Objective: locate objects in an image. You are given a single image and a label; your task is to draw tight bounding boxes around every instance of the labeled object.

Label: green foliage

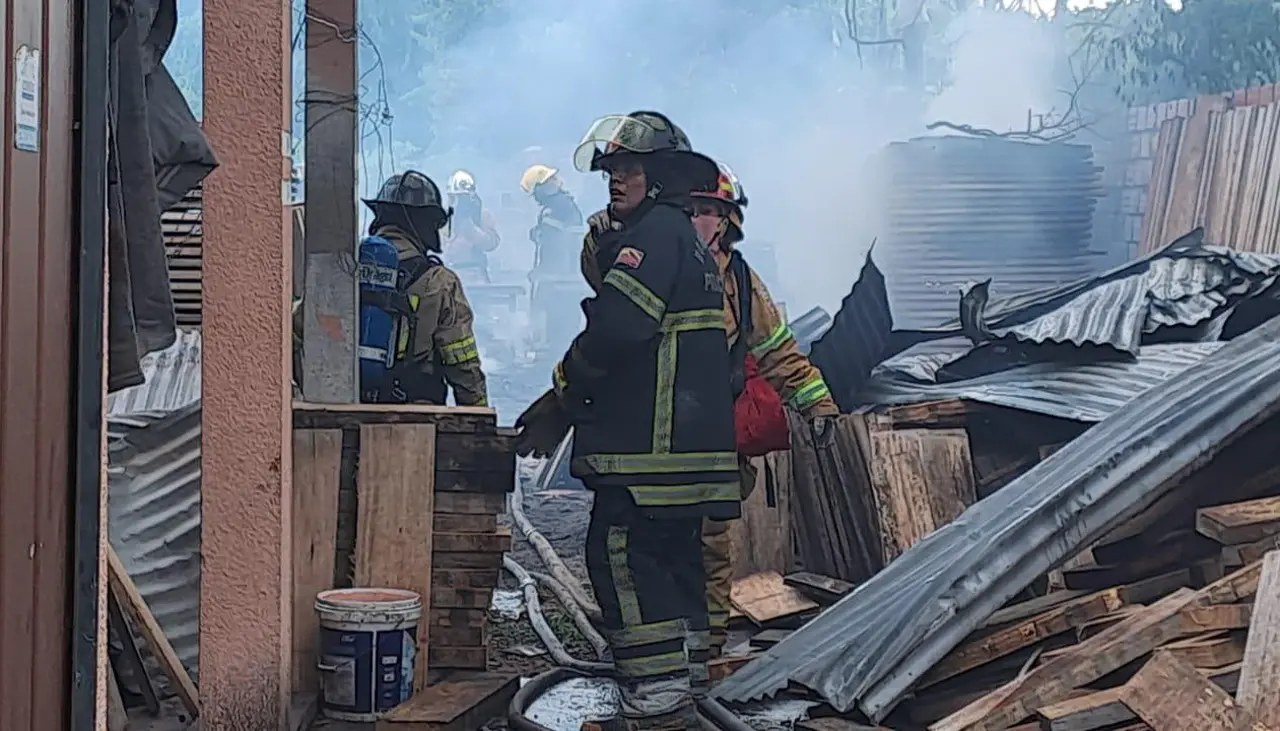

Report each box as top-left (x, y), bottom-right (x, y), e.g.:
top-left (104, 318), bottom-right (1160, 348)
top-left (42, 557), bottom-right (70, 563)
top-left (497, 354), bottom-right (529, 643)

top-left (1099, 0), bottom-right (1280, 104)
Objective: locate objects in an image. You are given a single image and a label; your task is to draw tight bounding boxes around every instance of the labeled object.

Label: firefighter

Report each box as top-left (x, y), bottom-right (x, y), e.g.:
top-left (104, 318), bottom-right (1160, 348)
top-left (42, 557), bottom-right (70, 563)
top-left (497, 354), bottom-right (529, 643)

top-left (516, 111), bottom-right (738, 731)
top-left (522, 163), bottom-right (585, 275)
top-left (522, 163), bottom-right (588, 353)
top-left (360, 171), bottom-right (488, 406)
top-left (688, 161), bottom-right (837, 658)
top-left (443, 169), bottom-right (501, 283)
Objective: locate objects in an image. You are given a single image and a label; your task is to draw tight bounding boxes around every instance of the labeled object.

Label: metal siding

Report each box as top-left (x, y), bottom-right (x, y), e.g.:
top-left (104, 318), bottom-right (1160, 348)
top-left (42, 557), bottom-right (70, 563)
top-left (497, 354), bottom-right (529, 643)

top-left (0, 0), bottom-right (77, 728)
top-left (108, 406), bottom-right (202, 687)
top-left (106, 327), bottom-right (203, 417)
top-left (874, 137), bottom-right (1104, 329)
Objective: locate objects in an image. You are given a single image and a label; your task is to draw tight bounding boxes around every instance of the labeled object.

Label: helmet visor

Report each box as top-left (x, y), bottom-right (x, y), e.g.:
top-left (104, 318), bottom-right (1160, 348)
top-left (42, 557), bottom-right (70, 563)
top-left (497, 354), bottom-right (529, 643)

top-left (573, 114), bottom-right (668, 173)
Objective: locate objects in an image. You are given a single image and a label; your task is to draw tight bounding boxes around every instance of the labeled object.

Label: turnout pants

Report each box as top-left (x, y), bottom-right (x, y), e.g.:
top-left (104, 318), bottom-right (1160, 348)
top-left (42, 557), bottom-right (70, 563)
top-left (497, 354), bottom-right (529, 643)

top-left (586, 485), bottom-right (708, 726)
top-left (701, 518), bottom-right (733, 658)
top-left (702, 456), bottom-right (756, 658)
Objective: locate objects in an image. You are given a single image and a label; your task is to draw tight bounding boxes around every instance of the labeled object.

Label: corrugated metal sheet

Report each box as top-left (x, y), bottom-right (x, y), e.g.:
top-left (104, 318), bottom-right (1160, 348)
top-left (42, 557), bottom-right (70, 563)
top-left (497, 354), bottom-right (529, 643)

top-left (874, 137), bottom-right (1104, 329)
top-left (163, 186), bottom-right (203, 326)
top-left (811, 234), bottom-right (1280, 410)
top-left (0, 1), bottom-right (79, 726)
top-left (107, 328), bottom-right (203, 417)
top-left (714, 313), bottom-right (1280, 719)
top-left (108, 404), bottom-right (202, 686)
top-left (861, 342), bottom-right (1224, 422)
top-left (950, 233), bottom-right (1280, 354)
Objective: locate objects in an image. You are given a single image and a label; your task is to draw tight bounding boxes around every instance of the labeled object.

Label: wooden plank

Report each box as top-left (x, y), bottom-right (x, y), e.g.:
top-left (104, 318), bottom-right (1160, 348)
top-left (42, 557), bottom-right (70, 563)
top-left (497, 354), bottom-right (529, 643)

top-left (433, 530), bottom-right (512, 554)
top-left (378, 672), bottom-right (519, 730)
top-left (433, 468), bottom-right (515, 494)
top-left (881, 398), bottom-right (969, 429)
top-left (106, 545), bottom-right (201, 718)
top-left (784, 571), bottom-right (855, 605)
top-left (430, 587), bottom-right (494, 610)
top-left (1118, 568), bottom-right (1193, 605)
top-left (919, 589), bottom-right (1125, 688)
top-left (1162, 631), bottom-right (1247, 668)
top-left (930, 588), bottom-right (1200, 731)
top-left (1036, 663), bottom-right (1244, 731)
top-left (355, 423), bottom-right (438, 692)
top-left (434, 434), bottom-right (519, 474)
top-left (932, 562), bottom-right (1265, 731)
top-left (708, 654), bottom-right (757, 682)
top-left (1120, 651), bottom-right (1258, 731)
top-left (1182, 604), bottom-right (1254, 633)
top-left (434, 492), bottom-right (507, 515)
top-left (433, 513), bottom-right (499, 534)
top-left (1198, 496), bottom-right (1280, 546)
top-left (432, 568), bottom-right (501, 589)
top-left (433, 552), bottom-right (507, 570)
top-left (294, 400), bottom-right (497, 432)
top-left (866, 428), bottom-right (977, 563)
top-left (982, 591), bottom-right (1087, 629)
top-left (729, 571), bottom-right (819, 625)
top-left (428, 647), bottom-right (488, 670)
top-left (728, 453), bottom-right (794, 580)
top-left (290, 428), bottom-right (343, 696)
top-left (1238, 550), bottom-right (1280, 724)
top-left (749, 628), bottom-right (792, 648)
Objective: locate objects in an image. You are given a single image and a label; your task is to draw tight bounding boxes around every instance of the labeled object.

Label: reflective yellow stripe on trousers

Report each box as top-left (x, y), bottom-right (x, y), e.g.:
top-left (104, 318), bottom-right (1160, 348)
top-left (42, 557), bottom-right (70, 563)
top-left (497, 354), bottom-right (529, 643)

top-left (605, 526), bottom-right (689, 679)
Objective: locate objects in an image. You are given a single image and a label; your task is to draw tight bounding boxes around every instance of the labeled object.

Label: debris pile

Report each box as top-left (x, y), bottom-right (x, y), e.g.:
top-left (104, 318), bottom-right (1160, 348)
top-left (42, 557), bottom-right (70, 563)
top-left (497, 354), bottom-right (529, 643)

top-left (708, 230), bottom-right (1280, 731)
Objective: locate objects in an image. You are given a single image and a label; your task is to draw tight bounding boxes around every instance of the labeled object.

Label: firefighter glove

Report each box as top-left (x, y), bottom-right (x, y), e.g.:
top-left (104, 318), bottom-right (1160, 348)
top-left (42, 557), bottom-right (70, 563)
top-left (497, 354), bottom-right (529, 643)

top-left (810, 415), bottom-right (836, 450)
top-left (515, 389), bottom-right (571, 458)
top-left (587, 209), bottom-right (617, 236)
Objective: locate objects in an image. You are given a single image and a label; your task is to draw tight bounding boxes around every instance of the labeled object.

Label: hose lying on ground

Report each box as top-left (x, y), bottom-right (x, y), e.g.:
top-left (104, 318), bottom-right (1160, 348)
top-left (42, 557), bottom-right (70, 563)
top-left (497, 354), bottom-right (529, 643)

top-left (530, 568), bottom-right (610, 661)
top-left (507, 668), bottom-right (753, 731)
top-left (510, 468), bottom-right (603, 620)
top-left (503, 555), bottom-right (612, 674)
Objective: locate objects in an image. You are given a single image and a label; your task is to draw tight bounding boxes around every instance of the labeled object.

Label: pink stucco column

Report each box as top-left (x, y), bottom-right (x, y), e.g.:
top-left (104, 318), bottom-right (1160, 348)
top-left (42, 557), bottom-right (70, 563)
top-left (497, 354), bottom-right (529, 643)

top-left (200, 0), bottom-right (294, 728)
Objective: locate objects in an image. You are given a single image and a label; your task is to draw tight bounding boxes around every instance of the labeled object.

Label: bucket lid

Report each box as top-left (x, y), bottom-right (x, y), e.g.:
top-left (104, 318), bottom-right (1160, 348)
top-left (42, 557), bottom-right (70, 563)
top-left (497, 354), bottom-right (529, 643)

top-left (315, 587), bottom-right (422, 614)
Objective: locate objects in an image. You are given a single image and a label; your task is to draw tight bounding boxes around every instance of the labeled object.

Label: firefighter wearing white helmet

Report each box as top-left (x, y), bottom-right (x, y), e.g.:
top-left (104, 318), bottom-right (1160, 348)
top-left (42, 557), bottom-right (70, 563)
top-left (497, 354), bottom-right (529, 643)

top-left (443, 169), bottom-right (500, 283)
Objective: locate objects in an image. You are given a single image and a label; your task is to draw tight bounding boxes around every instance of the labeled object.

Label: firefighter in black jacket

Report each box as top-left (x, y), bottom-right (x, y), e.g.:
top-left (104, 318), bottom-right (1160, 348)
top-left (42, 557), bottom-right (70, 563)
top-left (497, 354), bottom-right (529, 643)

top-left (517, 112), bottom-right (740, 731)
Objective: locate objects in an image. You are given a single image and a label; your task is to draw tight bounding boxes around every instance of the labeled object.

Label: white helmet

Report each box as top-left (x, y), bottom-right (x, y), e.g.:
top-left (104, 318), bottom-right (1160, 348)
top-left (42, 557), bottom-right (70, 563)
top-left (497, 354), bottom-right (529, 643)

top-left (448, 169), bottom-right (476, 195)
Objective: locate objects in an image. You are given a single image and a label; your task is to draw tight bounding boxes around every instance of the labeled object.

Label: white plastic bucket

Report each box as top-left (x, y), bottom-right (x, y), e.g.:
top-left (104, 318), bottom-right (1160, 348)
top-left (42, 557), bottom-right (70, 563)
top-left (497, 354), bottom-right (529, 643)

top-left (315, 587), bottom-right (423, 722)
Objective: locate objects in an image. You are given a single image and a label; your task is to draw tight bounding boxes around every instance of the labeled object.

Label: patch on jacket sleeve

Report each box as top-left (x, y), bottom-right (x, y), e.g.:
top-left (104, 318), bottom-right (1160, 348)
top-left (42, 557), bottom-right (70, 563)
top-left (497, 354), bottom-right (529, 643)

top-left (614, 246), bottom-right (645, 269)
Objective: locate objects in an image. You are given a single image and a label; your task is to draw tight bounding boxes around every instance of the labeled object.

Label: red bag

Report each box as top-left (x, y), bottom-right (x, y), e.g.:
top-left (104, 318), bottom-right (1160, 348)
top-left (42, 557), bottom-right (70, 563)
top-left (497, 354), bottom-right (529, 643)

top-left (735, 355), bottom-right (791, 457)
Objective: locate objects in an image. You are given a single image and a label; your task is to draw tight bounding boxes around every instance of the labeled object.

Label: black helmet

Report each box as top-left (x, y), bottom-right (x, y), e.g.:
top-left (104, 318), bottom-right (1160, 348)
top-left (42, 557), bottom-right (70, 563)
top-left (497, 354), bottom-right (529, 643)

top-left (362, 170), bottom-right (447, 215)
top-left (572, 111), bottom-right (718, 190)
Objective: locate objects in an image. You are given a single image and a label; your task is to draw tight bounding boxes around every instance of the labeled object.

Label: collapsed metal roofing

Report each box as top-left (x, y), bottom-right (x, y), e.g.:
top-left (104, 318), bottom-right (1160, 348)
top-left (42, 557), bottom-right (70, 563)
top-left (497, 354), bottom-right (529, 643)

top-left (713, 312), bottom-right (1280, 719)
top-left (812, 230), bottom-right (1280, 411)
top-left (859, 341), bottom-right (1225, 422)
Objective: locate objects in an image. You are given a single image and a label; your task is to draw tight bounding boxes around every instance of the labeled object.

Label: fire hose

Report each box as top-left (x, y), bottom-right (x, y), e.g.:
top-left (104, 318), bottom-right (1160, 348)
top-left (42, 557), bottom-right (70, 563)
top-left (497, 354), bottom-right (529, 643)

top-left (503, 473), bottom-right (754, 731)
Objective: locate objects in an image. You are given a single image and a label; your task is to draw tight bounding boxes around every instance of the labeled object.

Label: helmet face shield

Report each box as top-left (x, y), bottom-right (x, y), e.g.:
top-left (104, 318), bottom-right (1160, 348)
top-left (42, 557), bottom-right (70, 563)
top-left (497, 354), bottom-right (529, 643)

top-left (573, 114), bottom-right (672, 172)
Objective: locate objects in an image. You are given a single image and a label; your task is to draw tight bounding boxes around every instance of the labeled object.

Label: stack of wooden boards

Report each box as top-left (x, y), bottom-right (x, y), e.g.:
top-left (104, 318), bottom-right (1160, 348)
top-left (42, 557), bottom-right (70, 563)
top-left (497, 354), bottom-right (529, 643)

top-left (885, 494), bottom-right (1280, 730)
top-left (291, 402), bottom-right (515, 697)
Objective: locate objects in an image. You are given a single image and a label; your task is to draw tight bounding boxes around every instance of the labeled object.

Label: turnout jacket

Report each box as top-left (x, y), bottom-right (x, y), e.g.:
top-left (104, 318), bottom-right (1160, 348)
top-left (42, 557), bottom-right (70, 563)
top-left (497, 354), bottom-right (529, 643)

top-left (558, 202), bottom-right (741, 520)
top-left (584, 213), bottom-right (837, 418)
top-left (377, 226), bottom-right (489, 406)
top-left (714, 248), bottom-right (837, 418)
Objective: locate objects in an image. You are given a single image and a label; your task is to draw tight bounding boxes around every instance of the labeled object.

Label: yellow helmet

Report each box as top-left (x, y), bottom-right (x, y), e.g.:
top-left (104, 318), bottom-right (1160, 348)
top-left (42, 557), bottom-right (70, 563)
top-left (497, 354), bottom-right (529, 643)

top-left (520, 164), bottom-right (558, 195)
